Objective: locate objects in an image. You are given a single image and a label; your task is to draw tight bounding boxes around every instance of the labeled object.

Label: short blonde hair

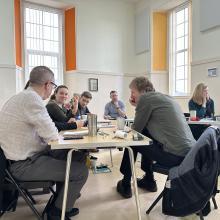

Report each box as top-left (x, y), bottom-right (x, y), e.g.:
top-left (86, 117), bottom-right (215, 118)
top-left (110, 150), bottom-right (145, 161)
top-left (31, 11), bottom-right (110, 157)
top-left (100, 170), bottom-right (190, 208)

top-left (192, 83), bottom-right (207, 105)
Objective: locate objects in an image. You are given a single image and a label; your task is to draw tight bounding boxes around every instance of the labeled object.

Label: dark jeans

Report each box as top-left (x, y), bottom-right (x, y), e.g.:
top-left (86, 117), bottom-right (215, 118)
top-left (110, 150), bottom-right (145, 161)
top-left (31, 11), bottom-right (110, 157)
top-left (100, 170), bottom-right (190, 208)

top-left (120, 141), bottom-right (184, 182)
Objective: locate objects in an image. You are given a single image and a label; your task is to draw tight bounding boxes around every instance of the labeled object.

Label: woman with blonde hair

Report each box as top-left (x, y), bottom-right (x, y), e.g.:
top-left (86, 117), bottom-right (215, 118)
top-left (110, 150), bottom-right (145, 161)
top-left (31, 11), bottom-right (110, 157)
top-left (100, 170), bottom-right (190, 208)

top-left (188, 83), bottom-right (214, 119)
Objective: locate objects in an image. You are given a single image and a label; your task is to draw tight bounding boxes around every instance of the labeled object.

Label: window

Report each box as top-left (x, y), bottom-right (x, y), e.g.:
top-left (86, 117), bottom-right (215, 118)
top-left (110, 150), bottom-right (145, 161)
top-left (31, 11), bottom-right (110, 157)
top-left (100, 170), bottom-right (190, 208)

top-left (169, 3), bottom-right (190, 96)
top-left (23, 2), bottom-right (63, 84)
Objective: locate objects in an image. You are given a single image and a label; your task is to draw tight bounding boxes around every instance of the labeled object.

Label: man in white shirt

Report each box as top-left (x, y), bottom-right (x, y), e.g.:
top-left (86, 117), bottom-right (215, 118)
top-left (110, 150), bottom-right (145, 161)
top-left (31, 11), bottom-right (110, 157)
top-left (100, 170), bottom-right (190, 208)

top-left (0, 66), bottom-right (88, 220)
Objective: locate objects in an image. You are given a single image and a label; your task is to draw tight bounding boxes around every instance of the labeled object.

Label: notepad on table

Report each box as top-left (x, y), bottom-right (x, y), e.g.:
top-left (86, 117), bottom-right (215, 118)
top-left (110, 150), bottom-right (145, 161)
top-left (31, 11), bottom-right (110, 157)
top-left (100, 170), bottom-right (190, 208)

top-left (63, 130), bottom-right (88, 137)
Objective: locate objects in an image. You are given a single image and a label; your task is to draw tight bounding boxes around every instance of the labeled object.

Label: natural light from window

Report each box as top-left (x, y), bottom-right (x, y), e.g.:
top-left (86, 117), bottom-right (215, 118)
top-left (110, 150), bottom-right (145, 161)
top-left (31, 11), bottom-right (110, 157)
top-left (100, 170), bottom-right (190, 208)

top-left (169, 3), bottom-right (190, 96)
top-left (24, 3), bottom-right (63, 83)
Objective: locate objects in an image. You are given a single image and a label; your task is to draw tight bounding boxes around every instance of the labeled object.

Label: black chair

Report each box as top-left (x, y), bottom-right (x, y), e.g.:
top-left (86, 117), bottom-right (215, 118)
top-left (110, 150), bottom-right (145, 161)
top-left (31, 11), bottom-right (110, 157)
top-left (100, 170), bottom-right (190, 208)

top-left (146, 163), bottom-right (219, 220)
top-left (0, 148), bottom-right (55, 220)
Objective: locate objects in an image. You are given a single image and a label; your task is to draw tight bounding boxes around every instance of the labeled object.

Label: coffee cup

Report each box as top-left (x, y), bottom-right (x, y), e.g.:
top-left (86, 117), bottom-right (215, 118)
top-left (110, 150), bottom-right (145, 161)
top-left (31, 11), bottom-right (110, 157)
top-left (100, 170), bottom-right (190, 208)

top-left (117, 117), bottom-right (125, 130)
top-left (190, 110), bottom-right (197, 121)
top-left (81, 115), bottom-right (87, 121)
top-left (216, 116), bottom-right (220, 121)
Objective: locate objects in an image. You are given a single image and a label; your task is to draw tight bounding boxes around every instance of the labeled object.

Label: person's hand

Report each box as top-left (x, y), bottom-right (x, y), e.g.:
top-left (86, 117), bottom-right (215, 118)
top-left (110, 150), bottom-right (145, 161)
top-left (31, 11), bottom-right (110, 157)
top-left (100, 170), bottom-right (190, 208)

top-left (64, 103), bottom-right (71, 110)
top-left (76, 120), bottom-right (84, 128)
top-left (114, 101), bottom-right (119, 108)
top-left (104, 115), bottom-right (111, 120)
top-left (67, 118), bottom-right (76, 124)
top-left (129, 98), bottom-right (137, 107)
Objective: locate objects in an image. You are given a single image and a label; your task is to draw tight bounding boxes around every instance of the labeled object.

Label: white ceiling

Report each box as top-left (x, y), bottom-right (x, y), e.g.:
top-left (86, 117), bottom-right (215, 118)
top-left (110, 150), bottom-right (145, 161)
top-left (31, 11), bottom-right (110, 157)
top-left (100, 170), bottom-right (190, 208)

top-left (120, 0), bottom-right (143, 3)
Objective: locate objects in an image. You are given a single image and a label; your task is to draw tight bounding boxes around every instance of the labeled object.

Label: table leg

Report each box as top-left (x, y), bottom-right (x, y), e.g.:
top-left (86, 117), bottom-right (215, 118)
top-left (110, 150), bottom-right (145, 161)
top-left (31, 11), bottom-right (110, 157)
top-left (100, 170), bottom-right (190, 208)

top-left (126, 146), bottom-right (142, 220)
top-left (61, 148), bottom-right (75, 220)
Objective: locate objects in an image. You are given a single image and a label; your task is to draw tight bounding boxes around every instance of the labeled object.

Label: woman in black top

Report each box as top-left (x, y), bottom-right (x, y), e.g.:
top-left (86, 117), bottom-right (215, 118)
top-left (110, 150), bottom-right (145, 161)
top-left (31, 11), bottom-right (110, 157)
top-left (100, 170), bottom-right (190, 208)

top-left (46, 85), bottom-right (83, 131)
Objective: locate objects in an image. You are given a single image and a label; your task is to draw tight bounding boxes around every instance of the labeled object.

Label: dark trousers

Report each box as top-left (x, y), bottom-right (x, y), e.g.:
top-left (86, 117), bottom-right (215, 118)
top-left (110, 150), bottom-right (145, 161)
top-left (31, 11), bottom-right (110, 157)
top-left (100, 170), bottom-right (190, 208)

top-left (10, 149), bottom-right (88, 211)
top-left (120, 141), bottom-right (184, 182)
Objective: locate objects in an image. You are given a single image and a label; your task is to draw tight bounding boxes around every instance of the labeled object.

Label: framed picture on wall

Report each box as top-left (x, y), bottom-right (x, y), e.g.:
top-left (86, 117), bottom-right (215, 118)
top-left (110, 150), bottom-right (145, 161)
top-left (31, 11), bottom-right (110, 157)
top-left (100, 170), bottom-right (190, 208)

top-left (88, 78), bottom-right (98, 91)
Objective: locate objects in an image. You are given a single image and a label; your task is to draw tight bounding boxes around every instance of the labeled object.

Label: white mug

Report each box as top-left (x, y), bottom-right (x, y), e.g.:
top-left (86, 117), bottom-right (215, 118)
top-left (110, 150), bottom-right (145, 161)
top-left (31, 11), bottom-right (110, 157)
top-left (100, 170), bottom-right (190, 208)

top-left (81, 115), bottom-right (87, 121)
top-left (117, 117), bottom-right (125, 130)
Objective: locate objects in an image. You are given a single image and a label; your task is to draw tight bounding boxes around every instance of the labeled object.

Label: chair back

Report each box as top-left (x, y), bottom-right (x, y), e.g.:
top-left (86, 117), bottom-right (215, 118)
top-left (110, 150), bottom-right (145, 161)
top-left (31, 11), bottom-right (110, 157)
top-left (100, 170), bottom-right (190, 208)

top-left (162, 126), bottom-right (220, 217)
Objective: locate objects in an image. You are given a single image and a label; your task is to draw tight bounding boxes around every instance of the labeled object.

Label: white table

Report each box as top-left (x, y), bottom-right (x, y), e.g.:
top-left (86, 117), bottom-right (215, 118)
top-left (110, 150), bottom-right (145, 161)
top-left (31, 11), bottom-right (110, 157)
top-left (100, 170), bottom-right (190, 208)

top-left (50, 127), bottom-right (150, 220)
top-left (188, 119), bottom-right (220, 126)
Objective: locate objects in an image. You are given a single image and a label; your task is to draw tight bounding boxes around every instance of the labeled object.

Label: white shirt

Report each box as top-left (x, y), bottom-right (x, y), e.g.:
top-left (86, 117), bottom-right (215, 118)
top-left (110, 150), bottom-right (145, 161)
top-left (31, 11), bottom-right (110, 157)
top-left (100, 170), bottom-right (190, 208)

top-left (0, 87), bottom-right (58, 160)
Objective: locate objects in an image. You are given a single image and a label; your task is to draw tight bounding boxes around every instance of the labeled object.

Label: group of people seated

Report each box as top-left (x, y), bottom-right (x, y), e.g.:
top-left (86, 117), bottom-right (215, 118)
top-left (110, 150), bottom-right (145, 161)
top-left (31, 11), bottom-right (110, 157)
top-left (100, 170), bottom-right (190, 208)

top-left (43, 84), bottom-right (127, 132)
top-left (0, 65), bottom-right (215, 219)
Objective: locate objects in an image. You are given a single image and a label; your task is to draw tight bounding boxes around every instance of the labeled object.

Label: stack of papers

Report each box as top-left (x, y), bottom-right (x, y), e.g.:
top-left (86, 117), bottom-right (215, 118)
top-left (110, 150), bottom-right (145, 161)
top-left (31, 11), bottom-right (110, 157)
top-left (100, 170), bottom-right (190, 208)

top-left (97, 124), bottom-right (116, 128)
top-left (63, 130), bottom-right (88, 137)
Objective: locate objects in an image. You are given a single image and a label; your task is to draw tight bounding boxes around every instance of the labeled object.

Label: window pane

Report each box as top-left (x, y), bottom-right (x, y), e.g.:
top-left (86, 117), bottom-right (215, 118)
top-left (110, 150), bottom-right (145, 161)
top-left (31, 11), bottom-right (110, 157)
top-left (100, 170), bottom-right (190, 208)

top-left (176, 9), bottom-right (184, 24)
top-left (176, 52), bottom-right (185, 66)
top-left (176, 23), bottom-right (184, 38)
top-left (185, 22), bottom-right (188, 35)
top-left (185, 36), bottom-right (188, 49)
top-left (185, 52), bottom-right (188, 65)
top-left (185, 8), bottom-right (188, 21)
top-left (176, 66), bottom-right (185, 80)
top-left (176, 37), bottom-right (184, 51)
top-left (176, 80), bottom-right (185, 93)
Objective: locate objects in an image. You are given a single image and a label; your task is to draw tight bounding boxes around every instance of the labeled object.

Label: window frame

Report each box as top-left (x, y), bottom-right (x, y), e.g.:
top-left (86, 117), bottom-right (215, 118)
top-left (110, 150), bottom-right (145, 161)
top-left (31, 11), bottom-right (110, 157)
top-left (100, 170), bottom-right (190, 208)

top-left (169, 2), bottom-right (191, 97)
top-left (22, 1), bottom-right (64, 84)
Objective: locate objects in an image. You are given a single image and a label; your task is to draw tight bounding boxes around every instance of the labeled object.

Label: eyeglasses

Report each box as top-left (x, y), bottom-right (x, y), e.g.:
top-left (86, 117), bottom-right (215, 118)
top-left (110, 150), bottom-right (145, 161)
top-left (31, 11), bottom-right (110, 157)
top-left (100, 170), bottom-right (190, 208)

top-left (50, 81), bottom-right (57, 89)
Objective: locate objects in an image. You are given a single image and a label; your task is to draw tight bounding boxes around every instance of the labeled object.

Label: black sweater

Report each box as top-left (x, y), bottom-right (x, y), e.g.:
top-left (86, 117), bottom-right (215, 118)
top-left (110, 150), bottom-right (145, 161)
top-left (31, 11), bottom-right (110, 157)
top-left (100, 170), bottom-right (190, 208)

top-left (46, 100), bottom-right (77, 131)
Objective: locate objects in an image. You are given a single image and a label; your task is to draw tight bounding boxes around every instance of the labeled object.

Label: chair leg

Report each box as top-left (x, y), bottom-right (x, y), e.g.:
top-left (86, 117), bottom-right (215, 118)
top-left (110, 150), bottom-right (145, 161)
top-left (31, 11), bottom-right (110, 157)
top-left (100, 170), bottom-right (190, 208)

top-left (212, 196), bottom-right (218, 209)
top-left (198, 210), bottom-right (204, 220)
top-left (109, 148), bottom-right (113, 167)
top-left (6, 170), bottom-right (43, 220)
top-left (146, 189), bottom-right (164, 214)
top-left (24, 189), bottom-right (37, 204)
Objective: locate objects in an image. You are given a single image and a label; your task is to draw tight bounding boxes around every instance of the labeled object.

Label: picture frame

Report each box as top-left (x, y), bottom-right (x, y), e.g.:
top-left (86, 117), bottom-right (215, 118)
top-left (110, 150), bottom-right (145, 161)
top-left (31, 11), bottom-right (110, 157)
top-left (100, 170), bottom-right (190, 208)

top-left (88, 78), bottom-right (98, 92)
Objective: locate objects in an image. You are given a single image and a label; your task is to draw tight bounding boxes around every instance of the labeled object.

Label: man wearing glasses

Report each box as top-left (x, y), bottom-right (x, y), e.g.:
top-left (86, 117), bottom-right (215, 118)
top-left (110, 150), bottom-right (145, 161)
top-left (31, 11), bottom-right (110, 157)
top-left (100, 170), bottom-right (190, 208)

top-left (0, 66), bottom-right (88, 220)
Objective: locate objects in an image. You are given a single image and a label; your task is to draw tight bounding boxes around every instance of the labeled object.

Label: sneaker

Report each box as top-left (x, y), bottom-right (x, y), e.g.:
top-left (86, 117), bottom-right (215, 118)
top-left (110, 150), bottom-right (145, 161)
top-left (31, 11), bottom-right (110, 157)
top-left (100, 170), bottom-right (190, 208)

top-left (137, 176), bottom-right (157, 192)
top-left (116, 180), bottom-right (132, 198)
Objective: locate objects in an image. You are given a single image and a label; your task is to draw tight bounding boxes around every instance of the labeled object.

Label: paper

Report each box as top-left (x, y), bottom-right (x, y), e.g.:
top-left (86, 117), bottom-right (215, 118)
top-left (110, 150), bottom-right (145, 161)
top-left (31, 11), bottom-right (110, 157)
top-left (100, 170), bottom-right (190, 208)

top-left (97, 124), bottom-right (116, 128)
top-left (63, 130), bottom-right (88, 136)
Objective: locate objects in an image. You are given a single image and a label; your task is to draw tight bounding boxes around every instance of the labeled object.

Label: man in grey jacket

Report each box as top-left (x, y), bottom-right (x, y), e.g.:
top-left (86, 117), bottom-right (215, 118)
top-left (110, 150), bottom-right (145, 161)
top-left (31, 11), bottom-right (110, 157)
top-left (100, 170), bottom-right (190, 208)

top-left (117, 77), bottom-right (196, 198)
top-left (0, 66), bottom-right (88, 219)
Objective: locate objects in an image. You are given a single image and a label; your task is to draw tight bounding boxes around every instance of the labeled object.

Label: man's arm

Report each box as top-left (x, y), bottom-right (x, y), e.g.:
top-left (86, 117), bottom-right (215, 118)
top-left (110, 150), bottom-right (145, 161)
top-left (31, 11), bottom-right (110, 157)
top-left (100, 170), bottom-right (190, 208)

top-left (133, 96), bottom-right (152, 133)
top-left (116, 101), bottom-right (126, 118)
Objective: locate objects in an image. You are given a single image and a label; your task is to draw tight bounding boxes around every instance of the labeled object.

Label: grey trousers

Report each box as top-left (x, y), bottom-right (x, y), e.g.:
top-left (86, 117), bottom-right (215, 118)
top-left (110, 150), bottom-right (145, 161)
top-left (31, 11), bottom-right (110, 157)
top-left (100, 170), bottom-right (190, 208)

top-left (9, 149), bottom-right (88, 211)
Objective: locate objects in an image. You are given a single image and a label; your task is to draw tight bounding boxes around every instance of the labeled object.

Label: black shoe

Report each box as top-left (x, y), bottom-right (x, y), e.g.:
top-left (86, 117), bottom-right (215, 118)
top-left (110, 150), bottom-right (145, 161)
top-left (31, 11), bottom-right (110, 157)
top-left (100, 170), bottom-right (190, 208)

top-left (66, 208), bottom-right (79, 217)
top-left (116, 180), bottom-right (132, 198)
top-left (137, 176), bottom-right (157, 192)
top-left (47, 206), bottom-right (71, 220)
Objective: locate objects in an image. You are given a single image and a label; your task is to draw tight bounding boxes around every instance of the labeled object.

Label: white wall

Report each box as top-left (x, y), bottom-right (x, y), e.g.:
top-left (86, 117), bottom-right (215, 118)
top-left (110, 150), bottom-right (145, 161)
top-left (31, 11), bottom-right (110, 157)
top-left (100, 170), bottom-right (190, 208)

top-left (63, 0), bottom-right (143, 118)
top-left (0, 0), bottom-right (18, 108)
top-left (135, 0), bottom-right (220, 114)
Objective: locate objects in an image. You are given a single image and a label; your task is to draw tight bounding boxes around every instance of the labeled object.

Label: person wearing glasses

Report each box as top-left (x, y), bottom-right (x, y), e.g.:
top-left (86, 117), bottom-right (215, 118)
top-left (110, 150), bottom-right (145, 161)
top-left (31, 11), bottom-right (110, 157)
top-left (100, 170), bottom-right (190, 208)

top-left (0, 66), bottom-right (88, 219)
top-left (46, 85), bottom-right (84, 131)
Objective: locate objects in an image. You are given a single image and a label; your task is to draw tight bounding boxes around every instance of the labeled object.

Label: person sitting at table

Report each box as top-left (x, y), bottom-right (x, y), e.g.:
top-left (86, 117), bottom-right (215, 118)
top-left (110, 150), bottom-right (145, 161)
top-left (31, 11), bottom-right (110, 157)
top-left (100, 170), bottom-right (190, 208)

top-left (104, 90), bottom-right (126, 119)
top-left (72, 91), bottom-right (92, 119)
top-left (46, 85), bottom-right (84, 131)
top-left (188, 83), bottom-right (215, 119)
top-left (0, 66), bottom-right (88, 219)
top-left (116, 76), bottom-right (195, 198)
top-left (188, 83), bottom-right (214, 140)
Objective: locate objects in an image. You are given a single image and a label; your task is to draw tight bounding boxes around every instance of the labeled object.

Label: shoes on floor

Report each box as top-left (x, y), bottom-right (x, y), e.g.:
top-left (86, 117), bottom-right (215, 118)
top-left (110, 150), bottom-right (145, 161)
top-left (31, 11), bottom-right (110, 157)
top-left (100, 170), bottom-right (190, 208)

top-left (137, 175), bottom-right (157, 192)
top-left (47, 205), bottom-right (79, 220)
top-left (116, 179), bottom-right (132, 198)
top-left (66, 207), bottom-right (79, 217)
